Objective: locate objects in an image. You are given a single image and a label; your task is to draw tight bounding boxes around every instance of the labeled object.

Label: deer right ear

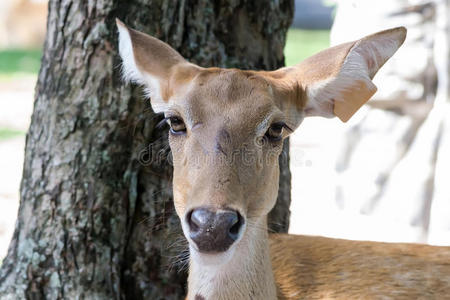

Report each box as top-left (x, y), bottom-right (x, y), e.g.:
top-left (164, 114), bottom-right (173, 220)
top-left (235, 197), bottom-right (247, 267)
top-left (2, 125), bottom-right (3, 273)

top-left (116, 19), bottom-right (199, 113)
top-left (264, 27), bottom-right (406, 127)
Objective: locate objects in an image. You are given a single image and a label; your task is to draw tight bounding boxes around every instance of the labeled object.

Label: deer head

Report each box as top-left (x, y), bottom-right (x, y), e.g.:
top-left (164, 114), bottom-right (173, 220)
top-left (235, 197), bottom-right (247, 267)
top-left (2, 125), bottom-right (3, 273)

top-left (116, 19), bottom-right (406, 266)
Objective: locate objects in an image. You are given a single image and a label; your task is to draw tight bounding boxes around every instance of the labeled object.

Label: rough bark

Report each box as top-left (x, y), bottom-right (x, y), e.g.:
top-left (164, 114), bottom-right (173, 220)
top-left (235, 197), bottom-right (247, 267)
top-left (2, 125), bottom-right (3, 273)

top-left (0, 1), bottom-right (293, 299)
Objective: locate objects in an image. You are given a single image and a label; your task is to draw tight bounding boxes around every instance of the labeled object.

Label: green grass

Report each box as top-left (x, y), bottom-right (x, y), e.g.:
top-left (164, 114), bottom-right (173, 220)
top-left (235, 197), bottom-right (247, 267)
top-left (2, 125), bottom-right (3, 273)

top-left (0, 128), bottom-right (25, 141)
top-left (284, 29), bottom-right (330, 66)
top-left (0, 49), bottom-right (42, 76)
top-left (0, 50), bottom-right (38, 141)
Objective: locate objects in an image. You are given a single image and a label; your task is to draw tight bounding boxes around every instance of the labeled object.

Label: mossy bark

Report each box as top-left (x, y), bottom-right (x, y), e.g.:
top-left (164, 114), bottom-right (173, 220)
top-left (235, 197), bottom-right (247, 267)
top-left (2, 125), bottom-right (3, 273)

top-left (0, 0), bottom-right (293, 299)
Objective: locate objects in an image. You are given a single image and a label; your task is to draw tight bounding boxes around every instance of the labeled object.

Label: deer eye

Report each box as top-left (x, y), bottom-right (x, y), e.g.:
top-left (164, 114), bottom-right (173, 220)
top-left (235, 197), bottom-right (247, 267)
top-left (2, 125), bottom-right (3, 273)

top-left (167, 116), bottom-right (186, 134)
top-left (265, 122), bottom-right (285, 142)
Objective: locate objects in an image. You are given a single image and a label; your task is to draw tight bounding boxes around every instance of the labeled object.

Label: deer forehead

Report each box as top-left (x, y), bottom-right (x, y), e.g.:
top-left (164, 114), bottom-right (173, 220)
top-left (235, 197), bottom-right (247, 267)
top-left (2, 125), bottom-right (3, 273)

top-left (168, 69), bottom-right (282, 138)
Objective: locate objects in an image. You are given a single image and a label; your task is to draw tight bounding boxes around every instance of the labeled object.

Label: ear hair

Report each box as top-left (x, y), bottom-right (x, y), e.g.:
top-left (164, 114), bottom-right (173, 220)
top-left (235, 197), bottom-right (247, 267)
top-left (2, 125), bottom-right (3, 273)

top-left (116, 19), bottom-right (197, 113)
top-left (116, 19), bottom-right (144, 85)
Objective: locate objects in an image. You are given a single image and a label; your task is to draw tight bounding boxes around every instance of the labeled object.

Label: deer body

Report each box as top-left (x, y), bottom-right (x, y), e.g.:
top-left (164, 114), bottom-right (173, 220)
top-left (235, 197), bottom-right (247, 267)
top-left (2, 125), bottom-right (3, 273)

top-left (271, 234), bottom-right (450, 299)
top-left (116, 20), bottom-right (450, 299)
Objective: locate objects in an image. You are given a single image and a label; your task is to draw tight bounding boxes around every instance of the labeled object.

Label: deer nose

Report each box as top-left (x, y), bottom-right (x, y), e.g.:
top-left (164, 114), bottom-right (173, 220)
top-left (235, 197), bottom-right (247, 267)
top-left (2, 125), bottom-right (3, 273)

top-left (187, 208), bottom-right (243, 253)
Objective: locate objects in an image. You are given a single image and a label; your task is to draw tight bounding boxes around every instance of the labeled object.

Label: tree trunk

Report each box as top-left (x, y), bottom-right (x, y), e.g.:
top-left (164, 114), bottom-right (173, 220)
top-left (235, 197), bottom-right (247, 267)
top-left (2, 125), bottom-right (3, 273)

top-left (0, 1), bottom-right (293, 299)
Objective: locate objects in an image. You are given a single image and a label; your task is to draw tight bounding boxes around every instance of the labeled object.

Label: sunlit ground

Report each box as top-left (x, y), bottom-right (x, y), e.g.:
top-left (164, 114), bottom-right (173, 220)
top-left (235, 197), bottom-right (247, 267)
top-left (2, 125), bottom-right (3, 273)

top-left (286, 29), bottom-right (448, 245)
top-left (0, 48), bottom-right (40, 261)
top-left (284, 30), bottom-right (434, 243)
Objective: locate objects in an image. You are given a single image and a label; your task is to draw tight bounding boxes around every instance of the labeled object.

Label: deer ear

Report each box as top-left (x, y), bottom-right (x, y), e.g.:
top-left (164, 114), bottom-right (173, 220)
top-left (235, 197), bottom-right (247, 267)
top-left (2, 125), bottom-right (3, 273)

top-left (269, 27), bottom-right (406, 123)
top-left (116, 19), bottom-right (198, 113)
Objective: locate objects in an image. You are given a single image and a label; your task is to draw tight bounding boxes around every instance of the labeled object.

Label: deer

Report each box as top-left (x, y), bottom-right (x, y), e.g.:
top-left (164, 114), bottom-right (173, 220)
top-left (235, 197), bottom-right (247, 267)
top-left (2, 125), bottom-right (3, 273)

top-left (116, 19), bottom-right (450, 300)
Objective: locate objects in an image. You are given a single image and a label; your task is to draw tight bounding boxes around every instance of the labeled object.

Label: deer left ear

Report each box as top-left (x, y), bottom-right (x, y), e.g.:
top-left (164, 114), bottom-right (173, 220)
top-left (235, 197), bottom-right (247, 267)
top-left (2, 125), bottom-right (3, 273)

top-left (267, 27), bottom-right (406, 124)
top-left (116, 19), bottom-right (200, 113)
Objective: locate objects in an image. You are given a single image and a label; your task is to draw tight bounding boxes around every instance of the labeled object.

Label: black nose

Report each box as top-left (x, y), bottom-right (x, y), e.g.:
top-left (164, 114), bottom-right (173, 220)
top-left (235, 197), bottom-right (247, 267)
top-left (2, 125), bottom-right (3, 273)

top-left (187, 208), bottom-right (243, 253)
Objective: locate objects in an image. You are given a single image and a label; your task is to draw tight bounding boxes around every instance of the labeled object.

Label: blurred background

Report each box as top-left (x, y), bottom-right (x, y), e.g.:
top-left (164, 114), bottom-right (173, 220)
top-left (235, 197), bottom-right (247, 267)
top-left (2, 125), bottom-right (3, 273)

top-left (0, 0), bottom-right (448, 260)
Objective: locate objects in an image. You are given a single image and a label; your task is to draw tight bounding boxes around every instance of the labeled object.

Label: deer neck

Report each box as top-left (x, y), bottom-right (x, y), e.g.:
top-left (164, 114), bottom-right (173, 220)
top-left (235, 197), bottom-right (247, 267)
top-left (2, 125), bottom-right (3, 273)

top-left (187, 217), bottom-right (277, 300)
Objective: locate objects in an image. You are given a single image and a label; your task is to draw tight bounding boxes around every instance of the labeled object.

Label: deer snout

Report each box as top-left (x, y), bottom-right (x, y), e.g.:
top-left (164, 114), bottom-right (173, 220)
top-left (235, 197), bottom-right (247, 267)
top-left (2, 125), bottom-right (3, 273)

top-left (187, 208), bottom-right (244, 253)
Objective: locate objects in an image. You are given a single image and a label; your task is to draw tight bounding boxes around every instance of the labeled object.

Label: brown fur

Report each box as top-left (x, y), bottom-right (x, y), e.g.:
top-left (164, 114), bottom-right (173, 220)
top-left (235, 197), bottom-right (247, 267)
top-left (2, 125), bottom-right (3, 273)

top-left (116, 22), bottom-right (450, 300)
top-left (271, 234), bottom-right (450, 299)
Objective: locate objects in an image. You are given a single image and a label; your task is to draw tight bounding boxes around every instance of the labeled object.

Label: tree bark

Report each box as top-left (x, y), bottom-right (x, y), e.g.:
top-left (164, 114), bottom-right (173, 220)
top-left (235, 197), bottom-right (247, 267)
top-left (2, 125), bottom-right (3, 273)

top-left (0, 1), bottom-right (293, 299)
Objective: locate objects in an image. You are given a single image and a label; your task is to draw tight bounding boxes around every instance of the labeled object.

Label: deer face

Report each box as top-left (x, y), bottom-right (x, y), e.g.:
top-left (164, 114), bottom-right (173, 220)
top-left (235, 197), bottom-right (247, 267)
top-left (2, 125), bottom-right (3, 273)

top-left (167, 69), bottom-right (289, 255)
top-left (116, 19), bottom-right (406, 263)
